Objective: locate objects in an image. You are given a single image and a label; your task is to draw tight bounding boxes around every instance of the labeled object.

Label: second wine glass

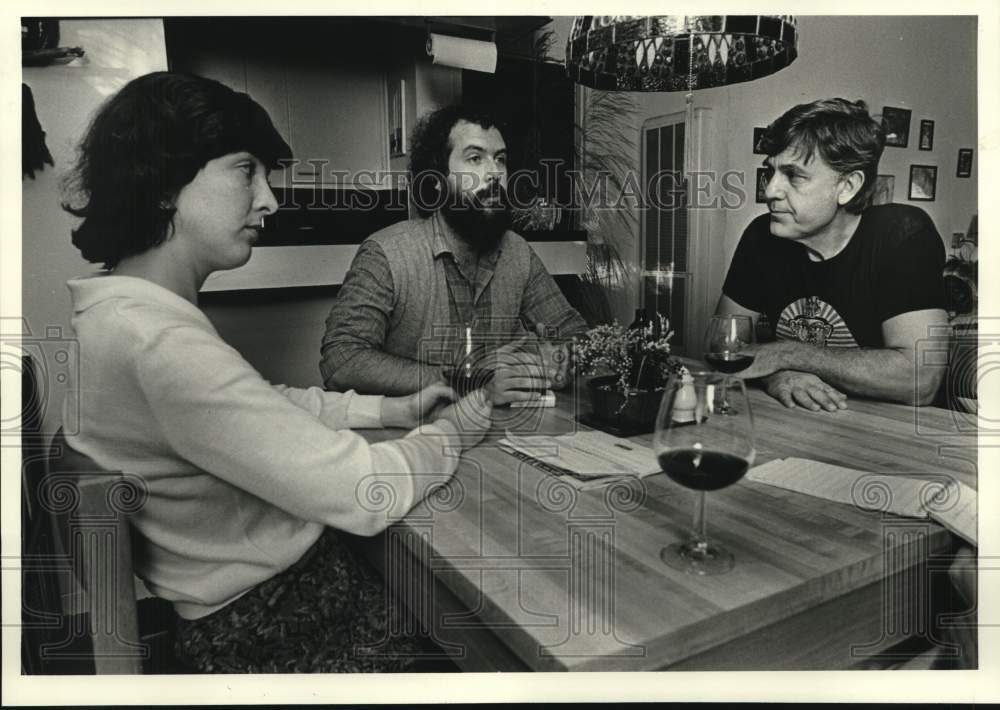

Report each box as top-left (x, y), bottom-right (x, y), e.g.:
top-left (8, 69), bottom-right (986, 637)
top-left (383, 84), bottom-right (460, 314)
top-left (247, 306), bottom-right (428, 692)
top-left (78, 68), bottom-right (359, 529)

top-left (704, 314), bottom-right (755, 415)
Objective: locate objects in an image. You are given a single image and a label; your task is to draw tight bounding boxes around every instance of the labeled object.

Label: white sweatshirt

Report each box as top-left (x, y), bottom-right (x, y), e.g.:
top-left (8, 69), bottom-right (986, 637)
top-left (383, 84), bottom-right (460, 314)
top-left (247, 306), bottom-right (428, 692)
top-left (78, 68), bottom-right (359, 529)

top-left (63, 275), bottom-right (461, 619)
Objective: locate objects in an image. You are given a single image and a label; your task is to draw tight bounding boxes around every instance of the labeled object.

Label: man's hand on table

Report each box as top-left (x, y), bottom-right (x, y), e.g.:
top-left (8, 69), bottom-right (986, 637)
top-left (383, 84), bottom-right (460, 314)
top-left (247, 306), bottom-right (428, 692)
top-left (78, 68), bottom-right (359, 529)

top-left (730, 342), bottom-right (847, 412)
top-left (761, 370), bottom-right (848, 411)
top-left (488, 337), bottom-right (552, 406)
top-left (481, 324), bottom-right (576, 405)
top-left (530, 322), bottom-right (573, 391)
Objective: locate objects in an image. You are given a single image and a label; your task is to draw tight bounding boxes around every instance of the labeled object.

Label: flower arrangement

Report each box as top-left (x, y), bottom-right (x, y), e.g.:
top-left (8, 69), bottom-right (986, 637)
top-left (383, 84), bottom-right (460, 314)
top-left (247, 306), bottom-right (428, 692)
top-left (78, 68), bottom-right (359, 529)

top-left (572, 314), bottom-right (683, 404)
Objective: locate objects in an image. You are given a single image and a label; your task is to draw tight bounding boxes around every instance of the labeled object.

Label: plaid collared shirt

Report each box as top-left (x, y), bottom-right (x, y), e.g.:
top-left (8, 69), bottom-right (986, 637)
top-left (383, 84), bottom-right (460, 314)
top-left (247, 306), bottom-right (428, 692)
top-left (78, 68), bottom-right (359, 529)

top-left (321, 212), bottom-right (587, 393)
top-left (433, 214), bottom-right (501, 334)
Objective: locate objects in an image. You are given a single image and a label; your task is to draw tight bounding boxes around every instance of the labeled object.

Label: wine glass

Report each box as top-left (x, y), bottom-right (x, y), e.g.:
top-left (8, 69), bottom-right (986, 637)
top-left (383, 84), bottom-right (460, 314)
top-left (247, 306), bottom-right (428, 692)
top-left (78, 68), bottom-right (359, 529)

top-left (653, 371), bottom-right (756, 575)
top-left (441, 324), bottom-right (495, 396)
top-left (704, 314), bottom-right (755, 414)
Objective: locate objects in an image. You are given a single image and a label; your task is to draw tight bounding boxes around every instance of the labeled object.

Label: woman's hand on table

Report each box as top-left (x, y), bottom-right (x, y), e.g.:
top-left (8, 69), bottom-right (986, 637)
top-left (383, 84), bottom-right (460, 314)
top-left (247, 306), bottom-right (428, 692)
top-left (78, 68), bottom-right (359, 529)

top-left (763, 370), bottom-right (848, 411)
top-left (433, 389), bottom-right (493, 449)
top-left (382, 382), bottom-right (456, 428)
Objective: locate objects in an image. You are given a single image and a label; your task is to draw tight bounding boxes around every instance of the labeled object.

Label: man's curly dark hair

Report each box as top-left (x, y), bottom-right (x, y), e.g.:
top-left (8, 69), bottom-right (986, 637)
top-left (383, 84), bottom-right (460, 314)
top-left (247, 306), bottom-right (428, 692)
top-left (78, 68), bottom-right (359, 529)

top-left (408, 104), bottom-right (505, 217)
top-left (62, 71), bottom-right (291, 270)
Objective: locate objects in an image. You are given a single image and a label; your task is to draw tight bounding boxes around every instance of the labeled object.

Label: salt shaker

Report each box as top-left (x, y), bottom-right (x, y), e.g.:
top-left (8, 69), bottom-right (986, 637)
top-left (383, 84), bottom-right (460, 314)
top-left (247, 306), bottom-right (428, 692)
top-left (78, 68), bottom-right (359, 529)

top-left (672, 372), bottom-right (697, 423)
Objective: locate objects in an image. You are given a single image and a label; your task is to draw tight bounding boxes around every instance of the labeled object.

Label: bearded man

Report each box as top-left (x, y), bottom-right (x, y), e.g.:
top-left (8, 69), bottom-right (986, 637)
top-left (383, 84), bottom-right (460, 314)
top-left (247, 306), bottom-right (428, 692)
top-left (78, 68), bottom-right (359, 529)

top-left (320, 105), bottom-right (586, 401)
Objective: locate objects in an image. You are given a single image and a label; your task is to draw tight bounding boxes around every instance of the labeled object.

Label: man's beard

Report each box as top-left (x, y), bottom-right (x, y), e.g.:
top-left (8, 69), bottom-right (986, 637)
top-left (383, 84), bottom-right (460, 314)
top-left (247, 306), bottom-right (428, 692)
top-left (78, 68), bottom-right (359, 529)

top-left (441, 182), bottom-right (511, 253)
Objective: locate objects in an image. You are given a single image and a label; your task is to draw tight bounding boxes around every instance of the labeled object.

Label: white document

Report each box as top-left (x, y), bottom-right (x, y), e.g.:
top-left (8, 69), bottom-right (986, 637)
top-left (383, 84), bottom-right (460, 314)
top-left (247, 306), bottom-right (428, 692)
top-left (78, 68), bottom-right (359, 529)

top-left (498, 429), bottom-right (660, 487)
top-left (747, 457), bottom-right (977, 546)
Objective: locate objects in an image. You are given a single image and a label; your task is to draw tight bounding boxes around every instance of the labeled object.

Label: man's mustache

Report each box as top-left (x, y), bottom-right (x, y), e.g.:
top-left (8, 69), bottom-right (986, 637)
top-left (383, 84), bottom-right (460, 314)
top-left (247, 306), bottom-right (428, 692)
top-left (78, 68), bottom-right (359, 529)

top-left (467, 183), bottom-right (508, 208)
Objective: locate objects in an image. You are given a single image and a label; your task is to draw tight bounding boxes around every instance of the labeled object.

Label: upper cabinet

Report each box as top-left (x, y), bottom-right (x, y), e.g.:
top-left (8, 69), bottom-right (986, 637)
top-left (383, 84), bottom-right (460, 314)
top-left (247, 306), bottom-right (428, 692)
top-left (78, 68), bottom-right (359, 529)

top-left (251, 57), bottom-right (389, 187)
top-left (167, 18), bottom-right (410, 189)
top-left (165, 17), bottom-right (548, 190)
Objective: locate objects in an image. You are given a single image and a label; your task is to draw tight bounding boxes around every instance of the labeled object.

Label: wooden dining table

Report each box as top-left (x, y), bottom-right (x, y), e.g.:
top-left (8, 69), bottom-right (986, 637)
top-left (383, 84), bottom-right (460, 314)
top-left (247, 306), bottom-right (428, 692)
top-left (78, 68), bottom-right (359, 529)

top-left (357, 380), bottom-right (977, 671)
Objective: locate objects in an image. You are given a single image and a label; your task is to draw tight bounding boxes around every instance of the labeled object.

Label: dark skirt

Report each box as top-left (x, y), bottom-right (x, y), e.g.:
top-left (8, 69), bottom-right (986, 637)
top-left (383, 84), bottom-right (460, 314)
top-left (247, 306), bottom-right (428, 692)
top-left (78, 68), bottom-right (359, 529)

top-left (174, 527), bottom-right (451, 673)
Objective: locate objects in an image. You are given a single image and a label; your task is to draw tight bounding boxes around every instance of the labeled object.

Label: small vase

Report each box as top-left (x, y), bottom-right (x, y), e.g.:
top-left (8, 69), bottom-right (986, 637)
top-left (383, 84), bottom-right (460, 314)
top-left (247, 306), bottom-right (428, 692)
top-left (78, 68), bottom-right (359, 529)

top-left (587, 375), bottom-right (663, 433)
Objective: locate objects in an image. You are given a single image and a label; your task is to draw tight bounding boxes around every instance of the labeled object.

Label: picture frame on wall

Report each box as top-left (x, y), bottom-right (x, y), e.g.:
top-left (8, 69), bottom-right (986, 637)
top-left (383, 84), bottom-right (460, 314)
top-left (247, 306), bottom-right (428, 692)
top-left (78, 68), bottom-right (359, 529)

top-left (908, 164), bottom-right (937, 201)
top-left (957, 148), bottom-right (974, 178)
top-left (388, 78), bottom-right (406, 157)
top-left (918, 119), bottom-right (934, 151)
top-left (873, 175), bottom-right (895, 205)
top-left (755, 167), bottom-right (769, 203)
top-left (753, 127), bottom-right (767, 154)
top-left (881, 106), bottom-right (912, 148)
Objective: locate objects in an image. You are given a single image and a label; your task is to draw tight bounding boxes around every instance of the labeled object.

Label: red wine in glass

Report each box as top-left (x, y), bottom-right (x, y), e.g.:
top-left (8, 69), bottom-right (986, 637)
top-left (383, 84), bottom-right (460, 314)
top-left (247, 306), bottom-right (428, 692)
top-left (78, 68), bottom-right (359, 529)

top-left (704, 352), bottom-right (755, 374)
top-left (658, 449), bottom-right (750, 491)
top-left (704, 315), bottom-right (755, 414)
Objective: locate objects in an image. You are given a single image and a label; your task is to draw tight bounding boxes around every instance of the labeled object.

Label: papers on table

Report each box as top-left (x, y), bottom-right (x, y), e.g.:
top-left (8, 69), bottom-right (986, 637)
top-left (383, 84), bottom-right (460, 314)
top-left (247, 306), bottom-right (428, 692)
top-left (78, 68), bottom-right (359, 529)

top-left (497, 429), bottom-right (659, 490)
top-left (747, 457), bottom-right (977, 547)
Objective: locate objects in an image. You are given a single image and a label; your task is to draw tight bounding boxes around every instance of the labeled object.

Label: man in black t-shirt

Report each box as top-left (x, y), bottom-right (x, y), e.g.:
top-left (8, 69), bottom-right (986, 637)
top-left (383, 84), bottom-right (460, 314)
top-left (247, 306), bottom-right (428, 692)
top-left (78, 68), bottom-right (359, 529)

top-left (718, 98), bottom-right (948, 409)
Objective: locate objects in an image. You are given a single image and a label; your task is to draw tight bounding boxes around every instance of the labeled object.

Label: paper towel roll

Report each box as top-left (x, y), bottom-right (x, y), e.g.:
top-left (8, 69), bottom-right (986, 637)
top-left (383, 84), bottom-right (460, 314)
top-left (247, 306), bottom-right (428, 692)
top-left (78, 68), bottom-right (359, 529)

top-left (426, 33), bottom-right (497, 74)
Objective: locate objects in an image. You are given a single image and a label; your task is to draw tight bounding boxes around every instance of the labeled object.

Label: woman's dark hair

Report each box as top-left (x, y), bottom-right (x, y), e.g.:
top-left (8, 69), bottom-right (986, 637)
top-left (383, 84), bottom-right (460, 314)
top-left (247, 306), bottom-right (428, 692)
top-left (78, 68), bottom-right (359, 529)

top-left (758, 98), bottom-right (885, 214)
top-left (62, 71), bottom-right (292, 269)
top-left (408, 104), bottom-right (504, 217)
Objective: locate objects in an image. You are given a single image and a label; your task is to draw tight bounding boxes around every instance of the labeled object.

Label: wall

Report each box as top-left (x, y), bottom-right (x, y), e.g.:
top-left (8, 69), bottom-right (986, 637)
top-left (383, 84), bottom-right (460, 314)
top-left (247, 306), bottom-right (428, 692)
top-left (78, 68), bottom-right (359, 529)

top-left (200, 289), bottom-right (337, 389)
top-left (714, 15), bottom-right (978, 257)
top-left (21, 19), bottom-right (168, 434)
top-left (570, 15), bottom-right (979, 333)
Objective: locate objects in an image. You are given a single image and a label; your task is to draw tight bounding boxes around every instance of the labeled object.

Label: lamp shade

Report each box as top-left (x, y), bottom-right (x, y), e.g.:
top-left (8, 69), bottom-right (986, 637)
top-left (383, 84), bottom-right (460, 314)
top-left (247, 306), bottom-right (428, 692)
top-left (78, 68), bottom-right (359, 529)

top-left (566, 16), bottom-right (798, 91)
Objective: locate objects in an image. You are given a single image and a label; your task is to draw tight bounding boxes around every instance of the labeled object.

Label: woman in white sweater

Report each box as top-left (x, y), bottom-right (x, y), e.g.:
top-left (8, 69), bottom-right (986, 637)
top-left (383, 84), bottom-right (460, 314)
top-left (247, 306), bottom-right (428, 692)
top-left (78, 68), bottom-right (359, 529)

top-left (60, 71), bottom-right (491, 672)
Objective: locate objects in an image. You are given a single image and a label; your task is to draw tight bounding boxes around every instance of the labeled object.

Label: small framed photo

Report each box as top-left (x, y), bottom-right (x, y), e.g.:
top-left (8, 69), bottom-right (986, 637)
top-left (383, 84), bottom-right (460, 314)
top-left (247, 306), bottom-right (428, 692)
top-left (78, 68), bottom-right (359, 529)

top-left (881, 106), bottom-right (912, 148)
top-left (918, 120), bottom-right (934, 151)
top-left (388, 79), bottom-right (406, 157)
top-left (873, 174), bottom-right (895, 205)
top-left (753, 127), bottom-right (767, 154)
top-left (908, 164), bottom-right (937, 201)
top-left (755, 167), bottom-right (769, 203)
top-left (956, 148), bottom-right (974, 178)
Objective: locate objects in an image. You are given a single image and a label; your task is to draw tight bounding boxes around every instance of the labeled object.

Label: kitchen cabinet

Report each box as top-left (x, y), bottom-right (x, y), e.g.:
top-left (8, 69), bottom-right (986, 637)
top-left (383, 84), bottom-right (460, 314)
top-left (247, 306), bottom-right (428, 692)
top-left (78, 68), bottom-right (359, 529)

top-left (166, 18), bottom-right (471, 189)
top-left (167, 18), bottom-right (395, 188)
top-left (245, 56), bottom-right (389, 187)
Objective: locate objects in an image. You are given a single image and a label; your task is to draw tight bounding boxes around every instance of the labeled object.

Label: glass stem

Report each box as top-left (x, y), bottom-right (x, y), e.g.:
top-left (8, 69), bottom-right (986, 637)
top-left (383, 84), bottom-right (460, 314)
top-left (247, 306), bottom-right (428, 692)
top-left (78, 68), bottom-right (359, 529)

top-left (692, 490), bottom-right (708, 552)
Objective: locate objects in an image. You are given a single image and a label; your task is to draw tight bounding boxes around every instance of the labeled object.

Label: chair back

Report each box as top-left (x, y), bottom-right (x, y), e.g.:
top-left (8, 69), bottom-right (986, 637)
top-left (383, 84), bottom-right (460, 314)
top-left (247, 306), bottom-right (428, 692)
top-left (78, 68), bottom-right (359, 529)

top-left (38, 430), bottom-right (145, 673)
top-left (21, 353), bottom-right (61, 674)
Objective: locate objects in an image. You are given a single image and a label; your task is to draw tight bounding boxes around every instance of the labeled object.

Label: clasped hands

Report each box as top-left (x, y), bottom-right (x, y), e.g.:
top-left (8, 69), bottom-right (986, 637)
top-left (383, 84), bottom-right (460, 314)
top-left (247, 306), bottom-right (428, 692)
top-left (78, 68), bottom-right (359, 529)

top-left (380, 324), bottom-right (570, 445)
top-left (487, 324), bottom-right (571, 405)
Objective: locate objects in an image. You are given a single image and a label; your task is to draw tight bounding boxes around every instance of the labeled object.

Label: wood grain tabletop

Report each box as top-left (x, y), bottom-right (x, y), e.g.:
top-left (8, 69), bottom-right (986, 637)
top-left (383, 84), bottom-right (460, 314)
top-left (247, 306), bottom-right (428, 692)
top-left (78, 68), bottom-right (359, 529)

top-left (359, 381), bottom-right (977, 671)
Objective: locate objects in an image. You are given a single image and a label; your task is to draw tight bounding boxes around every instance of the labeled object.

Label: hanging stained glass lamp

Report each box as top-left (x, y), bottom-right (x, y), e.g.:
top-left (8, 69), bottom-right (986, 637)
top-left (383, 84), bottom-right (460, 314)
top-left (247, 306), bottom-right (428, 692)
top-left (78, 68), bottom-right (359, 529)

top-left (566, 15), bottom-right (798, 92)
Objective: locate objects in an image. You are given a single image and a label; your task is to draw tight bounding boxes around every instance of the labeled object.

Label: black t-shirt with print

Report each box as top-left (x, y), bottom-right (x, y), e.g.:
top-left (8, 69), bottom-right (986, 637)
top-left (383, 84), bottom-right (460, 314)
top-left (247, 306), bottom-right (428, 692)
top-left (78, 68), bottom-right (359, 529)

top-left (723, 204), bottom-right (946, 348)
